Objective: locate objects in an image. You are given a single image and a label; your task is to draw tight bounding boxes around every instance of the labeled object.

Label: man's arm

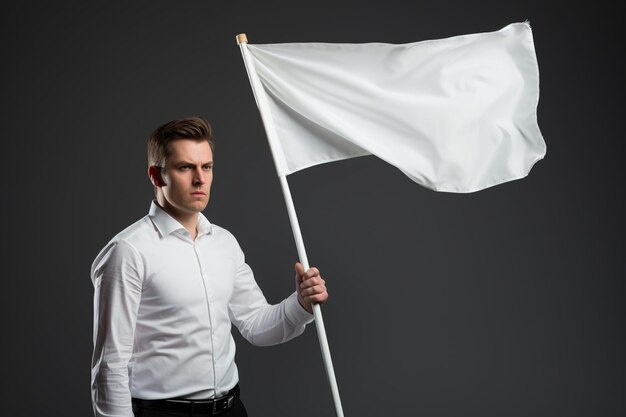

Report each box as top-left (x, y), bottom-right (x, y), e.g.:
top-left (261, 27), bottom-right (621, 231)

top-left (228, 242), bottom-right (328, 346)
top-left (91, 240), bottom-right (143, 417)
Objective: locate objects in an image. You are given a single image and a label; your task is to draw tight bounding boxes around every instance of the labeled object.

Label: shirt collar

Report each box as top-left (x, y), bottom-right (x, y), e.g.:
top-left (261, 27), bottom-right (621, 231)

top-left (148, 200), bottom-right (213, 238)
top-left (196, 212), bottom-right (213, 236)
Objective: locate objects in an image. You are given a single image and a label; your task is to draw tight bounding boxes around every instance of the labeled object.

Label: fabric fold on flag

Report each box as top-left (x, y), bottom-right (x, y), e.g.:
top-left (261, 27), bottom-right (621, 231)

top-left (246, 22), bottom-right (546, 193)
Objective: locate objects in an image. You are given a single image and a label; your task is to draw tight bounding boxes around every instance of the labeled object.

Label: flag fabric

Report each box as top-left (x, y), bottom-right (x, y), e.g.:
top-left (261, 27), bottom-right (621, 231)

top-left (245, 22), bottom-right (545, 193)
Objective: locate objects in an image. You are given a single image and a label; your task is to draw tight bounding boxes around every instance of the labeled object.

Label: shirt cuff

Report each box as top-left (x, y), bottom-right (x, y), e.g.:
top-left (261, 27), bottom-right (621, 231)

top-left (285, 292), bottom-right (314, 326)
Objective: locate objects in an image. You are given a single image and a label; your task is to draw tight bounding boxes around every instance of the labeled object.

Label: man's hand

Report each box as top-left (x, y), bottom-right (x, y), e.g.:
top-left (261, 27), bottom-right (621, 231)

top-left (295, 262), bottom-right (328, 314)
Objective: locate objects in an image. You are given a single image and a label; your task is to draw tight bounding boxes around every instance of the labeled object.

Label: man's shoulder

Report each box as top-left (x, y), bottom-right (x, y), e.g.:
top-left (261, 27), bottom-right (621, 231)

top-left (91, 216), bottom-right (154, 265)
top-left (206, 222), bottom-right (239, 245)
top-left (90, 215), bottom-right (159, 280)
top-left (107, 215), bottom-right (155, 247)
top-left (203, 221), bottom-right (253, 257)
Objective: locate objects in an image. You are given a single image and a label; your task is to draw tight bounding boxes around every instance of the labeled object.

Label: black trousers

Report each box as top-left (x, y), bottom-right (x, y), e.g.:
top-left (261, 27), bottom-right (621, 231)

top-left (132, 397), bottom-right (248, 417)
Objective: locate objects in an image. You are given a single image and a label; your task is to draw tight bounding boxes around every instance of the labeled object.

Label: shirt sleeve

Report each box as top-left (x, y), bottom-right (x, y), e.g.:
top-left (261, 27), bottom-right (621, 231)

top-left (228, 243), bottom-right (313, 346)
top-left (91, 239), bottom-right (143, 417)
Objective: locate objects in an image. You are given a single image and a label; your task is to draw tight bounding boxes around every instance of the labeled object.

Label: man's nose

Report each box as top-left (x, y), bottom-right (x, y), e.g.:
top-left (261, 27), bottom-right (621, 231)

top-left (193, 168), bottom-right (206, 184)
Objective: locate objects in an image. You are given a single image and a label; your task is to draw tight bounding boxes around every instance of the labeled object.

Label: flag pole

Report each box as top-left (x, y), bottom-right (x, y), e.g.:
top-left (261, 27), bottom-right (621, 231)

top-left (237, 33), bottom-right (345, 417)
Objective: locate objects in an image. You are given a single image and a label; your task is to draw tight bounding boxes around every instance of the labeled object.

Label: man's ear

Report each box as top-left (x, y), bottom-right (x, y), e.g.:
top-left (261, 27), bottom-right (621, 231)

top-left (148, 166), bottom-right (166, 187)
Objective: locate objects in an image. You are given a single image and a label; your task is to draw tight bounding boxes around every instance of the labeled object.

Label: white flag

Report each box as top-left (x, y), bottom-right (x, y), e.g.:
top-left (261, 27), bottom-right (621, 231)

top-left (245, 22), bottom-right (545, 193)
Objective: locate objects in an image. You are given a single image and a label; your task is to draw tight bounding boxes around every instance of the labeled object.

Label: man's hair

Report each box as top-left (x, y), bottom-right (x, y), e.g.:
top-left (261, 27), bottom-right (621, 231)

top-left (147, 116), bottom-right (214, 167)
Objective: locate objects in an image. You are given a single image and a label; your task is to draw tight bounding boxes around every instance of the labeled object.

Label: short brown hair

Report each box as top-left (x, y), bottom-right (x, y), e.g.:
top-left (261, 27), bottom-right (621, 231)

top-left (147, 116), bottom-right (214, 167)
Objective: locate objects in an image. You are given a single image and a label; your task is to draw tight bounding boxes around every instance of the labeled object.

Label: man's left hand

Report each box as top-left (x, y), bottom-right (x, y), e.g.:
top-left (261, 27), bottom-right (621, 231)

top-left (295, 262), bottom-right (328, 314)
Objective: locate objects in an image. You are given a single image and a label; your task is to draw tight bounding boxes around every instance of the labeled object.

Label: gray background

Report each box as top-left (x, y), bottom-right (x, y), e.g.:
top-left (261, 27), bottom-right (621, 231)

top-left (2, 1), bottom-right (624, 416)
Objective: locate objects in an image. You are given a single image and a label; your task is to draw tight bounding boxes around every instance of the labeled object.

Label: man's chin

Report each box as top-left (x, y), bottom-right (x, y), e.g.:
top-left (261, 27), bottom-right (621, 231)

top-left (188, 200), bottom-right (209, 212)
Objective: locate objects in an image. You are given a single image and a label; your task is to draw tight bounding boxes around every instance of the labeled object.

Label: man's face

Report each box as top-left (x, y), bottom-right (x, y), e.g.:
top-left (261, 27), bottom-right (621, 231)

top-left (157, 139), bottom-right (213, 217)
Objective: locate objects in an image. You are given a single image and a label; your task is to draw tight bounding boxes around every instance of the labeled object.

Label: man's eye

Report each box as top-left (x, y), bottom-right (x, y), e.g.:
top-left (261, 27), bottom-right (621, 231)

top-left (180, 166), bottom-right (192, 171)
top-left (203, 165), bottom-right (213, 171)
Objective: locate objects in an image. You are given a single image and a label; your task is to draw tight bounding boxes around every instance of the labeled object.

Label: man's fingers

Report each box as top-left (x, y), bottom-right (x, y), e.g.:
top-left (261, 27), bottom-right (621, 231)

top-left (304, 267), bottom-right (320, 278)
top-left (302, 287), bottom-right (329, 304)
top-left (295, 263), bottom-right (321, 280)
top-left (295, 263), bottom-right (328, 310)
top-left (300, 280), bottom-right (326, 295)
top-left (300, 276), bottom-right (325, 289)
top-left (294, 262), bottom-right (306, 279)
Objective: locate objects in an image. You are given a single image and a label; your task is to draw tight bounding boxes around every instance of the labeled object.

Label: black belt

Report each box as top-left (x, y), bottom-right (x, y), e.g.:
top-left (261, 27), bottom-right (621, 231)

top-left (132, 384), bottom-right (239, 415)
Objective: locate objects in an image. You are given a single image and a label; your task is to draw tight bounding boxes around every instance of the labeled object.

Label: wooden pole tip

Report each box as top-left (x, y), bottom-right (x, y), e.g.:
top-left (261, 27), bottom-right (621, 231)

top-left (236, 33), bottom-right (248, 44)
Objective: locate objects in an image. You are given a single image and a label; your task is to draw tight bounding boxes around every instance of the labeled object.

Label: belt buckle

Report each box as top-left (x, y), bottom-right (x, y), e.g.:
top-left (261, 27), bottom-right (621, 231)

top-left (213, 394), bottom-right (234, 414)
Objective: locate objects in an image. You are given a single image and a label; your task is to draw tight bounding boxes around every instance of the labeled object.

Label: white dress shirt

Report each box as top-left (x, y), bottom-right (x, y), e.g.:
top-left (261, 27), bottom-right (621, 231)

top-left (91, 202), bottom-right (313, 417)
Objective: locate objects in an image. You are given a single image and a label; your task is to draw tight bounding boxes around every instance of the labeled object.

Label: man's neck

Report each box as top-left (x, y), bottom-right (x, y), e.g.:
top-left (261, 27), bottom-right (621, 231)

top-left (176, 214), bottom-right (199, 240)
top-left (155, 199), bottom-right (199, 240)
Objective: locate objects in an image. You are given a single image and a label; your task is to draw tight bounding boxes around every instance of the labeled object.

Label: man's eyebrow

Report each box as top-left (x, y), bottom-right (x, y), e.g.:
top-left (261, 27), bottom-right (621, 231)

top-left (169, 160), bottom-right (213, 167)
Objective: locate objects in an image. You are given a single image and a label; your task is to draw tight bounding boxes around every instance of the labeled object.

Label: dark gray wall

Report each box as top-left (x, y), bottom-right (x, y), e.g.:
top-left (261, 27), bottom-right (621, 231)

top-left (2, 1), bottom-right (624, 416)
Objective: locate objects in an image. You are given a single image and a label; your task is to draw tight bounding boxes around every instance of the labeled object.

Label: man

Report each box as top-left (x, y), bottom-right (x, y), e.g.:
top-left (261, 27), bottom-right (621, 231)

top-left (91, 116), bottom-right (328, 417)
